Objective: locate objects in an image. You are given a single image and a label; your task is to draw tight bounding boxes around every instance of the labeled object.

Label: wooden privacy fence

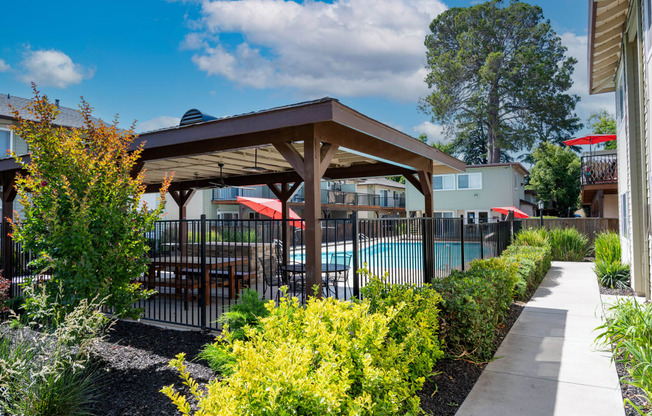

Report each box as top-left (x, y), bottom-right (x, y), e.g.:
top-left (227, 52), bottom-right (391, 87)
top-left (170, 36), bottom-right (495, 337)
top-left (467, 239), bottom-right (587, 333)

top-left (521, 218), bottom-right (619, 244)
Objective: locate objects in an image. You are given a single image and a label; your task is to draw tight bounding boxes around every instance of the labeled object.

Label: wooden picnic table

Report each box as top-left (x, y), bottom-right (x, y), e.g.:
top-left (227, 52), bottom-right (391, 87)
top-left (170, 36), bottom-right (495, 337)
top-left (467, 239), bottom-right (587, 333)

top-left (147, 256), bottom-right (249, 303)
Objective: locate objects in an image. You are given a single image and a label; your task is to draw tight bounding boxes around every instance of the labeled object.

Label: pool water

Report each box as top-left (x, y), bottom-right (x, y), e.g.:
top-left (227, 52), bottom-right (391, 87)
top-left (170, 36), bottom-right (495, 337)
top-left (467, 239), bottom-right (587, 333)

top-left (294, 241), bottom-right (485, 270)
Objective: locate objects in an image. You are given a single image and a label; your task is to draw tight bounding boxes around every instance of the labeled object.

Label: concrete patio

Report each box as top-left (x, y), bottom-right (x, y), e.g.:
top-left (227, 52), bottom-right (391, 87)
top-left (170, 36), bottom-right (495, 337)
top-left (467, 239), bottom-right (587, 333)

top-left (457, 261), bottom-right (625, 416)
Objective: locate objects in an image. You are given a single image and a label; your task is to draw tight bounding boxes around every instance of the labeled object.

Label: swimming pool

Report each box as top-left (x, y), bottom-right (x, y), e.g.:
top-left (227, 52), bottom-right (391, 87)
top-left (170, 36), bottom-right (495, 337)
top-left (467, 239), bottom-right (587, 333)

top-left (293, 241), bottom-right (485, 270)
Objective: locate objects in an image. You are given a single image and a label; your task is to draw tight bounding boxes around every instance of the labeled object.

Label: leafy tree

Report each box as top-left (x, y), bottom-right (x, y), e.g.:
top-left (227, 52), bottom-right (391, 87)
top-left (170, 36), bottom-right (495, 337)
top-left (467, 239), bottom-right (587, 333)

top-left (10, 87), bottom-right (172, 318)
top-left (420, 0), bottom-right (581, 163)
top-left (527, 142), bottom-right (580, 217)
top-left (588, 109), bottom-right (617, 150)
top-left (432, 140), bottom-right (456, 156)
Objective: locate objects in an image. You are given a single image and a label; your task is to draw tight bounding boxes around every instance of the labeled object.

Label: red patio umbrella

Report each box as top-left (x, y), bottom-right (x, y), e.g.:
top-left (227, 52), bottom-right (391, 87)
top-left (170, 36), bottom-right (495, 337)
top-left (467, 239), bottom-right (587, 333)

top-left (236, 196), bottom-right (305, 229)
top-left (563, 135), bottom-right (616, 154)
top-left (491, 206), bottom-right (530, 219)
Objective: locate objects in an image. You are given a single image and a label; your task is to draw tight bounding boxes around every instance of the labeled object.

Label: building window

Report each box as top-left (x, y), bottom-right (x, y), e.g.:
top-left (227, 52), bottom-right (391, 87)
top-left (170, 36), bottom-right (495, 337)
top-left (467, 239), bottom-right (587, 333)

top-left (465, 210), bottom-right (489, 224)
top-left (434, 211), bottom-right (455, 218)
top-left (621, 193), bottom-right (628, 239)
top-left (433, 174), bottom-right (455, 191)
top-left (617, 71), bottom-right (625, 122)
top-left (457, 172), bottom-right (482, 190)
top-left (0, 129), bottom-right (12, 156)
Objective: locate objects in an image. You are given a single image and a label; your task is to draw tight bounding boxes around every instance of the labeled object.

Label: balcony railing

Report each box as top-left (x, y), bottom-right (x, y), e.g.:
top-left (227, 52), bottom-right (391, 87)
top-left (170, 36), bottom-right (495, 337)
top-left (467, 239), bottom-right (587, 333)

top-left (214, 186), bottom-right (405, 209)
top-left (581, 152), bottom-right (617, 186)
top-left (292, 189), bottom-right (406, 208)
top-left (212, 186), bottom-right (275, 200)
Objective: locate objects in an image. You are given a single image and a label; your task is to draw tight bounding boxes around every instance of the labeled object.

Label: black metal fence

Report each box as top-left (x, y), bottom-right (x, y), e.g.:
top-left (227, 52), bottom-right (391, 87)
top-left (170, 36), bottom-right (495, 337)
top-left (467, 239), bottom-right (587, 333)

top-left (5, 216), bottom-right (520, 330)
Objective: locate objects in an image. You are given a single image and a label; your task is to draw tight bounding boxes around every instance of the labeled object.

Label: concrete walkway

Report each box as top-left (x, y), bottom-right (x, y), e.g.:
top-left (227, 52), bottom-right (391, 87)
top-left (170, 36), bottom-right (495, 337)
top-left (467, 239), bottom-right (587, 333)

top-left (456, 261), bottom-right (624, 416)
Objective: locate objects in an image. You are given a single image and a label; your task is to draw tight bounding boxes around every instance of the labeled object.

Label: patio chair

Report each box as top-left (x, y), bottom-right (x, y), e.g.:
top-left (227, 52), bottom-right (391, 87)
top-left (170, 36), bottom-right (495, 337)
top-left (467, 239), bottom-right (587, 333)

top-left (270, 240), bottom-right (304, 298)
top-left (322, 252), bottom-right (353, 299)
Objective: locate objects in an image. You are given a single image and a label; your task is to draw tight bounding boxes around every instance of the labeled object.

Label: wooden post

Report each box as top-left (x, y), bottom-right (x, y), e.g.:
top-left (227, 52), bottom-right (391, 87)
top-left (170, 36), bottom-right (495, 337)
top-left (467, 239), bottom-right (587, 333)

top-left (304, 138), bottom-right (322, 298)
top-left (170, 187), bottom-right (196, 255)
top-left (1, 171), bottom-right (16, 293)
top-left (267, 181), bottom-right (302, 275)
top-left (417, 171), bottom-right (434, 283)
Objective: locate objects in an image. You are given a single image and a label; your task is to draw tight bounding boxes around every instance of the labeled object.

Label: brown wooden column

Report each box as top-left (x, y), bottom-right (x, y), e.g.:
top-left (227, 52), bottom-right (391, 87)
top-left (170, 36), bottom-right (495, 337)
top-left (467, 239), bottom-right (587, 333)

top-left (417, 171), bottom-right (434, 217)
top-left (2, 171), bottom-right (17, 288)
top-left (267, 181), bottom-right (302, 269)
top-left (169, 187), bottom-right (196, 254)
top-left (408, 171), bottom-right (435, 283)
top-left (273, 138), bottom-right (338, 298)
top-left (303, 138), bottom-right (322, 297)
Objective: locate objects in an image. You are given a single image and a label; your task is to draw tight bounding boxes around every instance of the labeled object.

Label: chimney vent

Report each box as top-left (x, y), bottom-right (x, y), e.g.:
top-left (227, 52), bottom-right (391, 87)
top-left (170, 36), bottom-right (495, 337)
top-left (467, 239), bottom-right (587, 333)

top-left (55, 99), bottom-right (60, 108)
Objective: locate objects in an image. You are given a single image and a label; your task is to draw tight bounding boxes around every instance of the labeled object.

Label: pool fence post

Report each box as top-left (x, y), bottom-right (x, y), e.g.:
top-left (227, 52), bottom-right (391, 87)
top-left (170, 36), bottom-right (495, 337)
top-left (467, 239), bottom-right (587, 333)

top-left (480, 224), bottom-right (484, 260)
top-left (352, 212), bottom-right (360, 299)
top-left (200, 214), bottom-right (207, 331)
top-left (460, 215), bottom-right (465, 271)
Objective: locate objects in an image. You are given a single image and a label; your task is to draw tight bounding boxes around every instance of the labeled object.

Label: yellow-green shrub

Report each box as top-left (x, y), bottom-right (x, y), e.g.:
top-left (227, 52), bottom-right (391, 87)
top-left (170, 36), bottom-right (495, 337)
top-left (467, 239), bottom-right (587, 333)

top-left (163, 292), bottom-right (443, 415)
top-left (360, 271), bottom-right (444, 383)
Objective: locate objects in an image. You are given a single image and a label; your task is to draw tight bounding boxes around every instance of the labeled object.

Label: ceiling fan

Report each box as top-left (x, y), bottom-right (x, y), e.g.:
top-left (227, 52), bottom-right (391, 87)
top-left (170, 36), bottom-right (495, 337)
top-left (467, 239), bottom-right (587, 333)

top-left (193, 163), bottom-right (253, 190)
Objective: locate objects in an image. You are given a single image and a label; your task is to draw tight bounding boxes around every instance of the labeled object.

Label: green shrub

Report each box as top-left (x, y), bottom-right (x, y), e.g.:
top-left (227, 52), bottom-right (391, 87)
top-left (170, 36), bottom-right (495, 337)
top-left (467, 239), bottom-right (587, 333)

top-left (164, 292), bottom-right (443, 415)
top-left (431, 259), bottom-right (516, 361)
top-left (596, 299), bottom-right (652, 414)
top-left (594, 260), bottom-right (630, 289)
top-left (0, 290), bottom-right (107, 415)
top-left (198, 289), bottom-right (269, 374)
top-left (594, 231), bottom-right (621, 263)
top-left (513, 228), bottom-right (549, 247)
top-left (502, 245), bottom-right (552, 298)
top-left (548, 228), bottom-right (589, 261)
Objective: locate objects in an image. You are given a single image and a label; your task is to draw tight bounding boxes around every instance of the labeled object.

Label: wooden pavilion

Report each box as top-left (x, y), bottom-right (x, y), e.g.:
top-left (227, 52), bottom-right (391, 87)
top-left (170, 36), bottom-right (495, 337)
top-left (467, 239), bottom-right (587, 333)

top-left (0, 97), bottom-right (465, 296)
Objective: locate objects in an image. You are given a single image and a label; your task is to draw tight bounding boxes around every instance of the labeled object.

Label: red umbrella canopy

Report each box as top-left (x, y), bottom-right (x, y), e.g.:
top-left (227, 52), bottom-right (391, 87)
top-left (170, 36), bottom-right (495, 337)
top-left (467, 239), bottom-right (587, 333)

top-left (563, 135), bottom-right (616, 146)
top-left (491, 206), bottom-right (530, 219)
top-left (236, 196), bottom-right (305, 229)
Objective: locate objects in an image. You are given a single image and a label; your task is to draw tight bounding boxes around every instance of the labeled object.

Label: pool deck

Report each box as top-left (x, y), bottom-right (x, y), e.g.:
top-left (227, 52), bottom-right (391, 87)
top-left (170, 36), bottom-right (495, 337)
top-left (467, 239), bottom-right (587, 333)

top-left (456, 261), bottom-right (625, 416)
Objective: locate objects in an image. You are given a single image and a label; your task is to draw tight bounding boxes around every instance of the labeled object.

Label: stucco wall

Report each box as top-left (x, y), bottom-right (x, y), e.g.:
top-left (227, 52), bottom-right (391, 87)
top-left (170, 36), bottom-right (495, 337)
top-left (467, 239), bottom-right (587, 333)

top-left (406, 165), bottom-right (526, 218)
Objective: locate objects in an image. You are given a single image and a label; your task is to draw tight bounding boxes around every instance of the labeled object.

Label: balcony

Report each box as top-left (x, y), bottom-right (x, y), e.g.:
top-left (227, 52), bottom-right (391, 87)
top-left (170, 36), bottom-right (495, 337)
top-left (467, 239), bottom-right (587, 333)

top-left (214, 186), bottom-right (405, 209)
top-left (212, 186), bottom-right (275, 201)
top-left (292, 189), bottom-right (406, 209)
top-left (581, 151), bottom-right (617, 186)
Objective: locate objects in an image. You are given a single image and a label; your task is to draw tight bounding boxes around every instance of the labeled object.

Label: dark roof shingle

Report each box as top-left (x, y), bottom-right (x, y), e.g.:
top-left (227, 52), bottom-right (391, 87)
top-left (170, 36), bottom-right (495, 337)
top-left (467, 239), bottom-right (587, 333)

top-left (0, 93), bottom-right (96, 128)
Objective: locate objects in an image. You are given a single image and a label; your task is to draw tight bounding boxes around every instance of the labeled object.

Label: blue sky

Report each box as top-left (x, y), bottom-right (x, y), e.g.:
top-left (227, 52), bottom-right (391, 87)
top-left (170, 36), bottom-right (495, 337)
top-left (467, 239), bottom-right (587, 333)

top-left (0, 0), bottom-right (613, 147)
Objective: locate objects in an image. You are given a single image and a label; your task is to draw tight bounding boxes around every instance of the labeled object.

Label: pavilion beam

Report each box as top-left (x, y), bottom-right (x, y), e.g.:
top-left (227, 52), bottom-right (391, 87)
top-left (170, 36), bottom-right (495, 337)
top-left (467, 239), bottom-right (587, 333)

top-left (319, 143), bottom-right (339, 177)
top-left (317, 122), bottom-right (433, 172)
top-left (404, 174), bottom-right (424, 195)
top-left (303, 138), bottom-right (322, 298)
top-left (139, 125), bottom-right (315, 163)
top-left (145, 162), bottom-right (417, 194)
top-left (417, 171), bottom-right (434, 217)
top-left (1, 171), bottom-right (17, 290)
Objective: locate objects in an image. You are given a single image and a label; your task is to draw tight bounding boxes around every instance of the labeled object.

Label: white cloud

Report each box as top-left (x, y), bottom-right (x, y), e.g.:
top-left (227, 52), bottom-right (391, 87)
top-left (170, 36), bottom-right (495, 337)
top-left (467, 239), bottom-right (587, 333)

top-left (560, 32), bottom-right (615, 121)
top-left (19, 49), bottom-right (94, 88)
top-left (413, 121), bottom-right (447, 141)
top-left (0, 59), bottom-right (10, 72)
top-left (136, 116), bottom-right (181, 132)
top-left (187, 0), bottom-right (447, 100)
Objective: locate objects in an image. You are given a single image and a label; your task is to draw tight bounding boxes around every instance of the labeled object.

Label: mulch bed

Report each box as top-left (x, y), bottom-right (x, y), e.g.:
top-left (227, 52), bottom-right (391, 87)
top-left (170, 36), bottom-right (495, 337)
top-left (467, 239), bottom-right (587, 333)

top-left (90, 301), bottom-right (527, 416)
top-left (596, 280), bottom-right (649, 416)
top-left (91, 321), bottom-right (216, 415)
top-left (615, 359), bottom-right (650, 416)
top-left (599, 285), bottom-right (636, 296)
top-left (418, 301), bottom-right (526, 415)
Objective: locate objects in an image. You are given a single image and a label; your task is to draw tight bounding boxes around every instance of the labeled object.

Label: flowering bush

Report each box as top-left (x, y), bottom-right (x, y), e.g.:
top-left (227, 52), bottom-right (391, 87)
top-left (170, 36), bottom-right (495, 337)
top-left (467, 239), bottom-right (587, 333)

top-left (9, 86), bottom-right (171, 318)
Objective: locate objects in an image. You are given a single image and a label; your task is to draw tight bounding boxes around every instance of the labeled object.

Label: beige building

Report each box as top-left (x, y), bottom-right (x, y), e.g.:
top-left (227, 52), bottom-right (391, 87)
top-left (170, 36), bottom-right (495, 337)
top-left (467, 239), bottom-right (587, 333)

top-left (588, 0), bottom-right (651, 298)
top-left (405, 163), bottom-right (531, 223)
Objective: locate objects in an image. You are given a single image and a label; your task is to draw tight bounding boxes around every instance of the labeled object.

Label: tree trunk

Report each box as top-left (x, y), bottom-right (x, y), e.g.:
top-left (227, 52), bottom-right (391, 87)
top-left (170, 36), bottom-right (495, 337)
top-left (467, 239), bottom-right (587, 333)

top-left (487, 87), bottom-right (501, 163)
